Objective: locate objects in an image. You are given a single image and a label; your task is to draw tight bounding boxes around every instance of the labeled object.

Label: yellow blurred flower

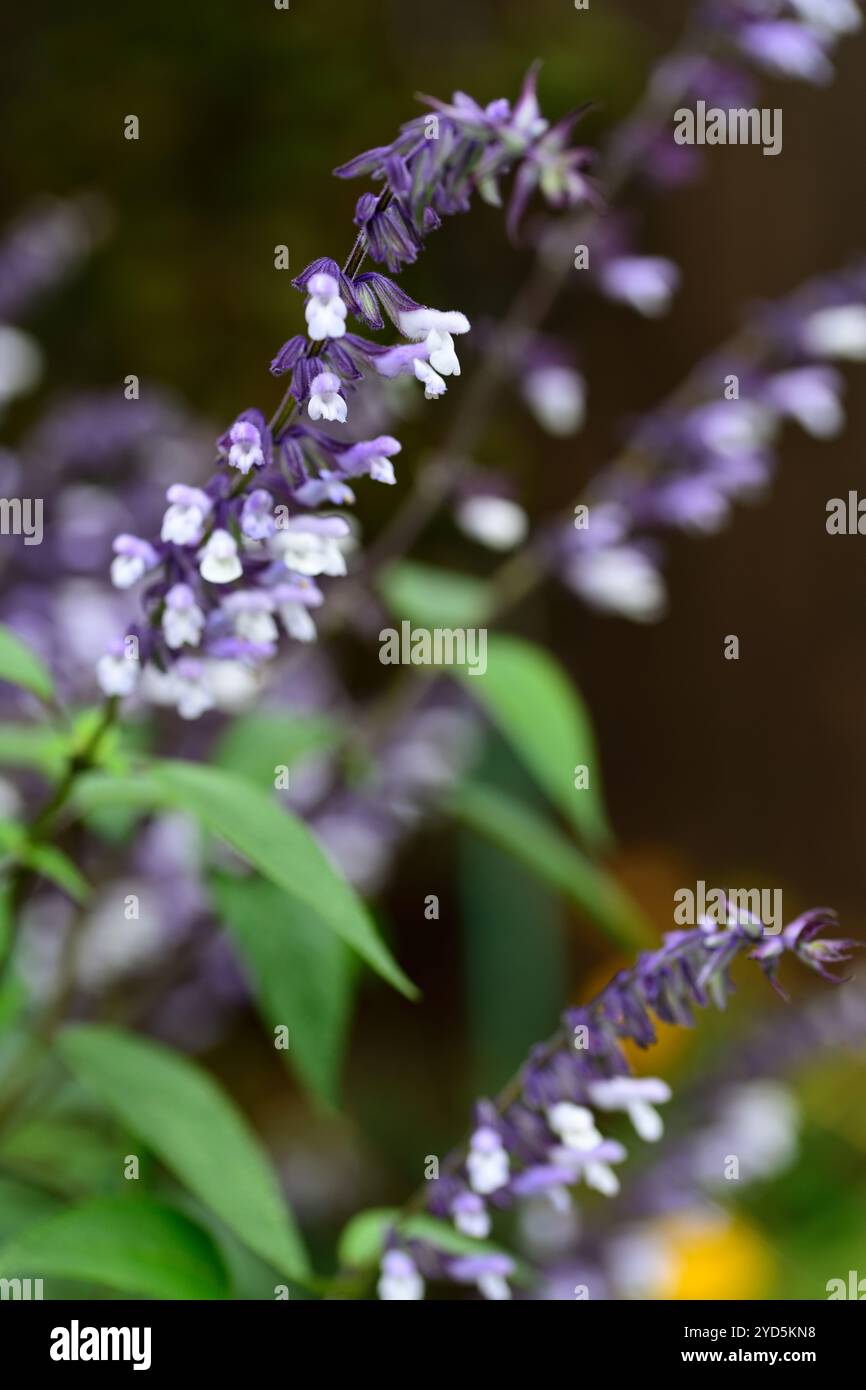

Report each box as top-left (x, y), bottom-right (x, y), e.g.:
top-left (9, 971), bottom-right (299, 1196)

top-left (651, 1210), bottom-right (774, 1301)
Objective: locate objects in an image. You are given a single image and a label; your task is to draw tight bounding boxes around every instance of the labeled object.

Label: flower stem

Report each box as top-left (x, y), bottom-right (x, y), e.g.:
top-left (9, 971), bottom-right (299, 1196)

top-left (1, 695), bottom-right (119, 962)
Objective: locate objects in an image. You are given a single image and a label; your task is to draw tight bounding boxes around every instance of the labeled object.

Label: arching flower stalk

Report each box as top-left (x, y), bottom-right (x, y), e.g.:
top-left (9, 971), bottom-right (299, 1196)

top-left (97, 71), bottom-right (596, 720)
top-left (376, 906), bottom-right (859, 1299)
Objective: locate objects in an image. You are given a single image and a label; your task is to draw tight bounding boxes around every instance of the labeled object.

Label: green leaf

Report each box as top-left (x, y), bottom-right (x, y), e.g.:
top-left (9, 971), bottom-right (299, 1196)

top-left (24, 845), bottom-right (90, 904)
top-left (458, 749), bottom-right (568, 1090)
top-left (0, 625), bottom-right (55, 705)
top-left (401, 1212), bottom-right (521, 1265)
top-left (210, 872), bottom-right (352, 1107)
top-left (0, 723), bottom-right (65, 775)
top-left (336, 1206), bottom-right (521, 1272)
top-left (0, 1177), bottom-right (61, 1242)
top-left (0, 1196), bottom-right (229, 1299)
top-left (451, 782), bottom-right (653, 948)
top-left (57, 1025), bottom-right (311, 1283)
top-left (0, 824), bottom-right (90, 904)
top-left (0, 1115), bottom-right (129, 1197)
top-left (379, 561), bottom-right (491, 629)
top-left (212, 712), bottom-right (339, 788)
top-left (337, 1206), bottom-right (399, 1269)
top-left (74, 760), bottom-right (416, 998)
top-left (458, 635), bottom-right (613, 850)
top-left (0, 819), bottom-right (25, 853)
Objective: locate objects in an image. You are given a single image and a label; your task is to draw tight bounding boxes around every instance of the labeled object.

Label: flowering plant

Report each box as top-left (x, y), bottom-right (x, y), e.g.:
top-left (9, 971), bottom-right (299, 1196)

top-left (0, 0), bottom-right (862, 1305)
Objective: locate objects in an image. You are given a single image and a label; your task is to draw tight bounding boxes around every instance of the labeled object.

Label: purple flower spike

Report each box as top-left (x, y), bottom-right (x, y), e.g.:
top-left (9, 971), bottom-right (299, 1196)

top-left (401, 909), bottom-right (858, 1298)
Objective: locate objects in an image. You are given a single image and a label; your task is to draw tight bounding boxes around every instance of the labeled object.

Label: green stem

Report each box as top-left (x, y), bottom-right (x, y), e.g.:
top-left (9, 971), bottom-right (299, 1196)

top-left (2, 696), bottom-right (119, 954)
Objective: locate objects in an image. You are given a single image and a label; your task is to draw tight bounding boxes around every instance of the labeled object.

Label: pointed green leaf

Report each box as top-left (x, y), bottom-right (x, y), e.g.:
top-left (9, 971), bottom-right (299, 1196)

top-left (24, 844), bottom-right (90, 904)
top-left (0, 1196), bottom-right (229, 1299)
top-left (337, 1206), bottom-right (400, 1269)
top-left (0, 1177), bottom-right (61, 1242)
top-left (458, 635), bottom-right (613, 849)
top-left (0, 625), bottom-right (55, 705)
top-left (210, 872), bottom-right (353, 1107)
top-left (74, 760), bottom-right (416, 998)
top-left (451, 782), bottom-right (652, 948)
top-left (379, 561), bottom-right (491, 629)
top-left (336, 1206), bottom-right (523, 1273)
top-left (0, 723), bottom-right (65, 775)
top-left (57, 1025), bottom-right (310, 1283)
top-left (212, 712), bottom-right (339, 787)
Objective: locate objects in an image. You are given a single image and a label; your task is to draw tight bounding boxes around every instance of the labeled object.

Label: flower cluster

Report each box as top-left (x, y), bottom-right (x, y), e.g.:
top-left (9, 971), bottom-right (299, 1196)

top-left (98, 71), bottom-right (596, 719)
top-left (333, 64), bottom-right (596, 268)
top-left (553, 263), bottom-right (866, 621)
top-left (378, 905), bottom-right (859, 1299)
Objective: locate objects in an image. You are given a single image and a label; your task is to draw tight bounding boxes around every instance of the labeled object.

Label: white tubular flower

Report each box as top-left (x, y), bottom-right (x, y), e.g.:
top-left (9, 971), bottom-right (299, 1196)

top-left (583, 1156), bottom-right (622, 1198)
top-left (162, 584), bottom-right (205, 649)
top-left (425, 328), bottom-right (461, 376)
top-left (548, 1141), bottom-right (625, 1198)
top-left (161, 485), bottom-right (212, 546)
top-left (546, 1102), bottom-right (627, 1197)
top-left (802, 305), bottom-right (866, 360)
top-left (450, 1253), bottom-right (515, 1300)
top-left (279, 601), bottom-right (317, 642)
top-left (523, 365), bottom-right (586, 436)
top-left (0, 325), bottom-right (42, 406)
top-left (109, 535), bottom-right (157, 590)
top-left (169, 660), bottom-right (216, 720)
top-left (399, 307), bottom-right (470, 388)
top-left (588, 1077), bottom-right (673, 1142)
top-left (764, 367), bottom-right (844, 439)
top-left (547, 1102), bottom-right (604, 1152)
top-left (478, 1271), bottom-right (513, 1301)
top-left (455, 495), bottom-right (528, 551)
top-left (398, 306), bottom-right (471, 341)
top-left (688, 399), bottom-right (777, 456)
top-left (466, 1126), bottom-right (510, 1195)
top-left (109, 554), bottom-right (145, 590)
top-left (199, 528), bottom-right (243, 584)
top-left (304, 272), bottom-right (347, 340)
top-left (569, 545), bottom-right (667, 624)
top-left (227, 420), bottom-right (265, 474)
top-left (598, 256), bottom-right (680, 318)
top-left (377, 1251), bottom-right (425, 1301)
top-left (789, 0), bottom-right (862, 35)
top-left (307, 371), bottom-right (348, 422)
top-left (223, 592), bottom-right (279, 646)
top-left (96, 650), bottom-right (139, 698)
top-left (206, 659), bottom-right (260, 712)
top-left (451, 1192), bottom-right (491, 1240)
top-left (414, 358), bottom-right (447, 399)
top-left (272, 520), bottom-right (349, 577)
